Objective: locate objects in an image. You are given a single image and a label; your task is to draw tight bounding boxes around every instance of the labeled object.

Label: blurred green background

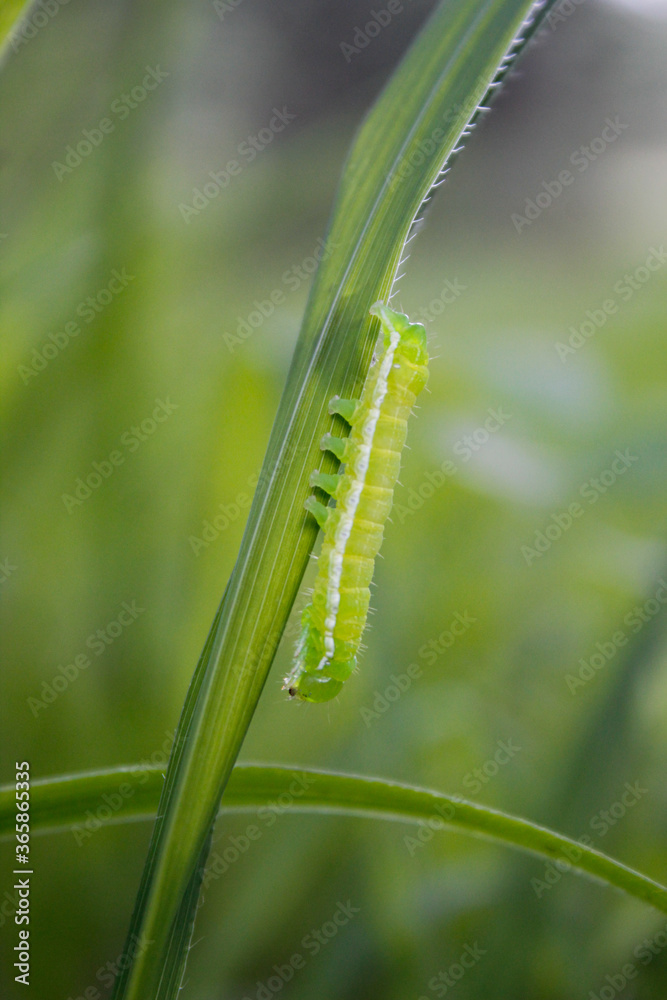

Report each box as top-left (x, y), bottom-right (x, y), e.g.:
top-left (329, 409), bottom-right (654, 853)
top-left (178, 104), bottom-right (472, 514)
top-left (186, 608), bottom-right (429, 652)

top-left (2, 0), bottom-right (667, 997)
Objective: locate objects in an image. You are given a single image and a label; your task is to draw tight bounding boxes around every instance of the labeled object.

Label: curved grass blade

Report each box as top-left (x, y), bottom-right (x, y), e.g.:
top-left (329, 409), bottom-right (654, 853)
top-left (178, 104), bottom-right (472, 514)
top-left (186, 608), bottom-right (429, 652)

top-left (111, 3), bottom-right (561, 997)
top-left (2, 764), bottom-right (666, 915)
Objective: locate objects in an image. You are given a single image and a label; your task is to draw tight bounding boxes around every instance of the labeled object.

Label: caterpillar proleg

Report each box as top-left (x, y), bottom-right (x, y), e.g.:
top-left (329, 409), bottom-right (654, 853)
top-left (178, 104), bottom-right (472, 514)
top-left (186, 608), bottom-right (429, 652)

top-left (284, 302), bottom-right (429, 702)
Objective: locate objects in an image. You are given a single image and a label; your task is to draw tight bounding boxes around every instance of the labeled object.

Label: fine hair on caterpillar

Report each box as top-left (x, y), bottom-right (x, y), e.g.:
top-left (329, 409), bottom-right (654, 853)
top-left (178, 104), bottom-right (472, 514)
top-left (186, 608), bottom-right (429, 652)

top-left (283, 302), bottom-right (429, 703)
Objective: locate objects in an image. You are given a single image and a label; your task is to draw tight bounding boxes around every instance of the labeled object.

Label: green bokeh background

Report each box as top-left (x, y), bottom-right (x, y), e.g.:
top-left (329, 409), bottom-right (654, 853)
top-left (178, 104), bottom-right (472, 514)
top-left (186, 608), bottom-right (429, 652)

top-left (2, 1), bottom-right (667, 997)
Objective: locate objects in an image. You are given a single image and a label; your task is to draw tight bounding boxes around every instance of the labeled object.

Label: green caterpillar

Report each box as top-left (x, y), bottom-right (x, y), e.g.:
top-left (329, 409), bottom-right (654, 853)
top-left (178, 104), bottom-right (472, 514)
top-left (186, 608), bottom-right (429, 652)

top-left (284, 302), bottom-right (429, 702)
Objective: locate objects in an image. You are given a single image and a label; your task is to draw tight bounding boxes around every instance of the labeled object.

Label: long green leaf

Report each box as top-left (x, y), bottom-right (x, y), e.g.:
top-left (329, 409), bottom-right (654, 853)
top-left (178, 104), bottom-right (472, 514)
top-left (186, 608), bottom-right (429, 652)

top-left (2, 765), bottom-right (666, 914)
top-left (112, 3), bottom-right (560, 997)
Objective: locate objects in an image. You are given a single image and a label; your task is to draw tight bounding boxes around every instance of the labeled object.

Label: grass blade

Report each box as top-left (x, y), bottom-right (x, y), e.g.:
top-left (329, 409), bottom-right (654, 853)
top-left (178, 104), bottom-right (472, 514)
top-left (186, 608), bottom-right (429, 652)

top-left (109, 2), bottom-right (560, 997)
top-left (3, 765), bottom-right (665, 915)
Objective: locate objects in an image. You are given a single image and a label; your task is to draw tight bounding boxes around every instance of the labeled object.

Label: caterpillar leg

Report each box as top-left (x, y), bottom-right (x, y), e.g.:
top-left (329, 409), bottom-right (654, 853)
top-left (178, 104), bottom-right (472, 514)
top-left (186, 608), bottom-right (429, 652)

top-left (304, 496), bottom-right (330, 529)
top-left (309, 470), bottom-right (340, 496)
top-left (320, 433), bottom-right (349, 462)
top-left (328, 396), bottom-right (360, 423)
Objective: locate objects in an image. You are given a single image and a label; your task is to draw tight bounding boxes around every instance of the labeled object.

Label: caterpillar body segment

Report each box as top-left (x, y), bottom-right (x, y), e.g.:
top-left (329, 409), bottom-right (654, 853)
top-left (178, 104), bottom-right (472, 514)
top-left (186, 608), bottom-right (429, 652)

top-left (284, 302), bottom-right (429, 703)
